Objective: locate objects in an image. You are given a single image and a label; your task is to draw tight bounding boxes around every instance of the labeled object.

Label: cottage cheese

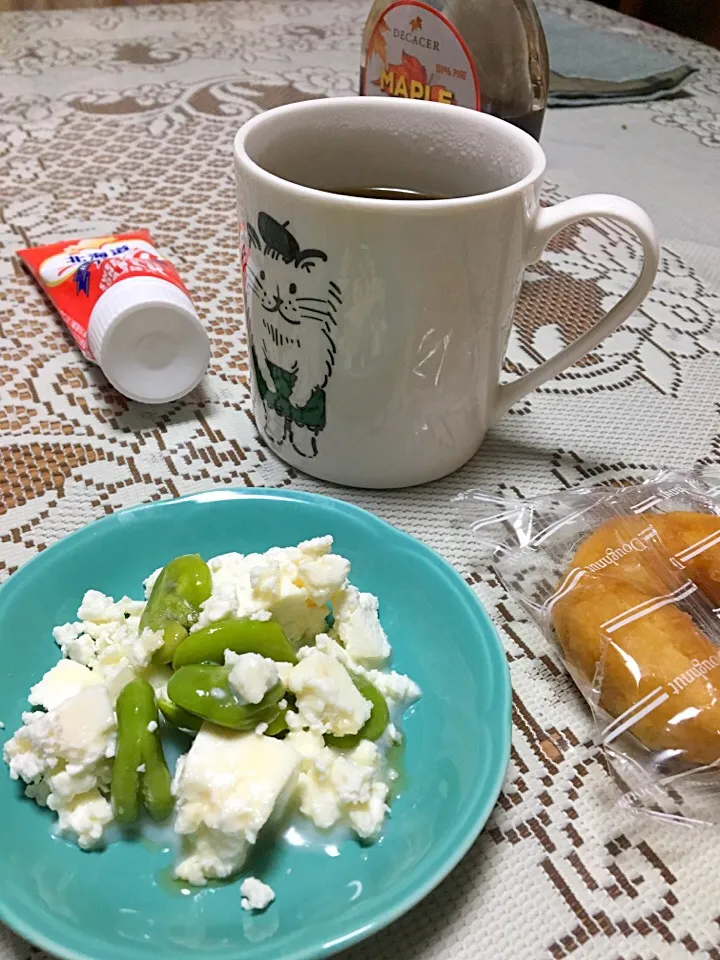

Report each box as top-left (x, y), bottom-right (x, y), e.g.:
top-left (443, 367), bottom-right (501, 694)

top-left (240, 876), bottom-right (275, 912)
top-left (173, 726), bottom-right (300, 884)
top-left (55, 788), bottom-right (114, 849)
top-left (287, 733), bottom-right (388, 840)
top-left (366, 668), bottom-right (422, 707)
top-left (4, 685), bottom-right (116, 848)
top-left (28, 659), bottom-right (100, 711)
top-left (333, 585), bottom-right (391, 664)
top-left (52, 590), bottom-right (162, 700)
top-left (194, 537), bottom-right (350, 643)
top-left (309, 633), bottom-right (421, 706)
top-left (226, 652), bottom-right (278, 705)
top-left (288, 651), bottom-right (371, 737)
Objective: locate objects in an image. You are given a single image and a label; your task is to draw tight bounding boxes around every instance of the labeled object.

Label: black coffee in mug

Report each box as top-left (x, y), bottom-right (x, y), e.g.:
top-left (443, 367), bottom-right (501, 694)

top-left (330, 187), bottom-right (448, 200)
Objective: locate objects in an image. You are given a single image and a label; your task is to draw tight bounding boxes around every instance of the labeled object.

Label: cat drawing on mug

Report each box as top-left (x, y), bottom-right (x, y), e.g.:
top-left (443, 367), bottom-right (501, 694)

top-left (243, 213), bottom-right (340, 458)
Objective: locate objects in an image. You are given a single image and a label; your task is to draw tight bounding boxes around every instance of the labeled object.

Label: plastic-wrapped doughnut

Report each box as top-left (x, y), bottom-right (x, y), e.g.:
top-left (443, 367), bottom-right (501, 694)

top-left (552, 511), bottom-right (720, 765)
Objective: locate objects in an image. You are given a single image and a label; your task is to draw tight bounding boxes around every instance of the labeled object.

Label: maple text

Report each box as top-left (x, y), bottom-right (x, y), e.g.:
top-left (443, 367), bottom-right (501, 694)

top-left (379, 70), bottom-right (453, 103)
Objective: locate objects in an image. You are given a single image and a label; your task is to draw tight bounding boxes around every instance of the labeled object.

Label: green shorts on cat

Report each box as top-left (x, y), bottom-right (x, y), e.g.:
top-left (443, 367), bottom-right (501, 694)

top-left (252, 348), bottom-right (326, 433)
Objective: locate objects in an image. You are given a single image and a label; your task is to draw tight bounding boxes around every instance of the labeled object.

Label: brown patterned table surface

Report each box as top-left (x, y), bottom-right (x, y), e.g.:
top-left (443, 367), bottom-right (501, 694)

top-left (1, 1), bottom-right (720, 958)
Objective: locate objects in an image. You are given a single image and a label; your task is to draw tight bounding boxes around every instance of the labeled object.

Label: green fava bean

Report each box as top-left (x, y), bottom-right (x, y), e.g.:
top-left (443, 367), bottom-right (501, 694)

top-left (167, 664), bottom-right (284, 731)
top-left (172, 619), bottom-right (297, 670)
top-left (325, 675), bottom-right (390, 749)
top-left (111, 679), bottom-right (174, 825)
top-left (140, 554), bottom-right (211, 665)
top-left (264, 712), bottom-right (288, 737)
top-left (263, 694), bottom-right (295, 738)
top-left (142, 727), bottom-right (174, 821)
top-left (158, 621), bottom-right (188, 664)
top-left (158, 697), bottom-right (203, 732)
top-left (111, 686), bottom-right (144, 824)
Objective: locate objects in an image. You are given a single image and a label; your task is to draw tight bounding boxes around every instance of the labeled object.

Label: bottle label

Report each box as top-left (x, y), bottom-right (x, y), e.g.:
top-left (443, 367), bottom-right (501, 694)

top-left (16, 232), bottom-right (191, 358)
top-left (362, 0), bottom-right (480, 110)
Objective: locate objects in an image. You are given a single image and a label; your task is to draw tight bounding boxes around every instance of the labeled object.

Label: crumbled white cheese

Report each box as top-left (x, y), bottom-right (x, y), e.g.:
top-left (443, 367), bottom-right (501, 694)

top-left (275, 663), bottom-right (294, 688)
top-left (348, 780), bottom-right (389, 840)
top-left (119, 597), bottom-right (146, 618)
top-left (143, 568), bottom-right (162, 598)
top-left (285, 710), bottom-right (302, 732)
top-left (52, 590), bottom-right (162, 700)
top-left (240, 876), bottom-right (275, 912)
top-left (77, 590), bottom-right (124, 623)
top-left (386, 723), bottom-right (402, 744)
top-left (194, 553), bottom-right (267, 629)
top-left (367, 669), bottom-right (422, 706)
top-left (28, 660), bottom-right (100, 711)
top-left (285, 730), bottom-right (325, 761)
top-left (54, 788), bottom-right (114, 850)
top-left (11, 685), bottom-right (115, 775)
top-left (251, 540), bottom-right (349, 643)
top-left (301, 633), bottom-right (356, 672)
top-left (310, 634), bottom-right (421, 706)
top-left (147, 721), bottom-right (158, 733)
top-left (4, 685), bottom-right (116, 848)
top-left (52, 622), bottom-right (94, 667)
top-left (288, 651), bottom-right (371, 737)
top-left (226, 651), bottom-right (278, 705)
top-left (287, 734), bottom-right (388, 840)
top-left (173, 726), bottom-right (300, 884)
top-left (195, 537), bottom-right (349, 643)
top-left (333, 585), bottom-right (391, 664)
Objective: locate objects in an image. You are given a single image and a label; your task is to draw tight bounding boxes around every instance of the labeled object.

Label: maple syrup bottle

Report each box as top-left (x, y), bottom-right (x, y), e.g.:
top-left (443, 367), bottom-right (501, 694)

top-left (360, 0), bottom-right (549, 140)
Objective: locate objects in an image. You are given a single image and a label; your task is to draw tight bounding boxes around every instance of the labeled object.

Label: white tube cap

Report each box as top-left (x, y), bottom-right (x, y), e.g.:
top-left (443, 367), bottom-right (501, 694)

top-left (87, 276), bottom-right (210, 404)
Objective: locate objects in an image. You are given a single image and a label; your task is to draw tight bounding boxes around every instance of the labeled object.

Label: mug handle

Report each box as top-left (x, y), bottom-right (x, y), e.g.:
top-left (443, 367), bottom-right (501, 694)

top-left (493, 194), bottom-right (660, 421)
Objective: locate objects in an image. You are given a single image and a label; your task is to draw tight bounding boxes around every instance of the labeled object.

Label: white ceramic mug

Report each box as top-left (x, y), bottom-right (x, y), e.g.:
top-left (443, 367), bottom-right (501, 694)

top-left (234, 97), bottom-right (658, 489)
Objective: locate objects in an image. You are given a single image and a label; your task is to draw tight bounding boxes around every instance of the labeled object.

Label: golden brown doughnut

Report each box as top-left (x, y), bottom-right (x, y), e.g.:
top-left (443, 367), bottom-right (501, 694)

top-left (651, 512), bottom-right (720, 606)
top-left (552, 511), bottom-right (720, 766)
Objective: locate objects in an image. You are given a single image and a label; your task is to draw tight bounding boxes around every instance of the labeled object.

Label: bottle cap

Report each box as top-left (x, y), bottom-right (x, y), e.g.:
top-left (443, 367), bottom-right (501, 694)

top-left (87, 276), bottom-right (210, 404)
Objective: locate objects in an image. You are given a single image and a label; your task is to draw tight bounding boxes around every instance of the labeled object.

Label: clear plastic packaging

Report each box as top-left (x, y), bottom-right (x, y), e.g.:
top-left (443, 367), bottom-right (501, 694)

top-left (458, 469), bottom-right (720, 825)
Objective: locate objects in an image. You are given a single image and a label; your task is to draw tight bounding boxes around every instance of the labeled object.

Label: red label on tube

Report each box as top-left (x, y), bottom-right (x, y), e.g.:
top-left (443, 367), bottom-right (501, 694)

top-left (17, 231), bottom-right (191, 359)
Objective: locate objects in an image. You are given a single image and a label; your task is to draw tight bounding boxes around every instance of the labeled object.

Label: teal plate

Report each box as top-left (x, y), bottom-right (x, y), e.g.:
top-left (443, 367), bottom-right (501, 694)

top-left (0, 489), bottom-right (510, 960)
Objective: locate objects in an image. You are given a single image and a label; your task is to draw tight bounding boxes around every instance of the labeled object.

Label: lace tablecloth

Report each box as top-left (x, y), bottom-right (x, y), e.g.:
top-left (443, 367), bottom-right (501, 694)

top-left (1, 1), bottom-right (720, 957)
